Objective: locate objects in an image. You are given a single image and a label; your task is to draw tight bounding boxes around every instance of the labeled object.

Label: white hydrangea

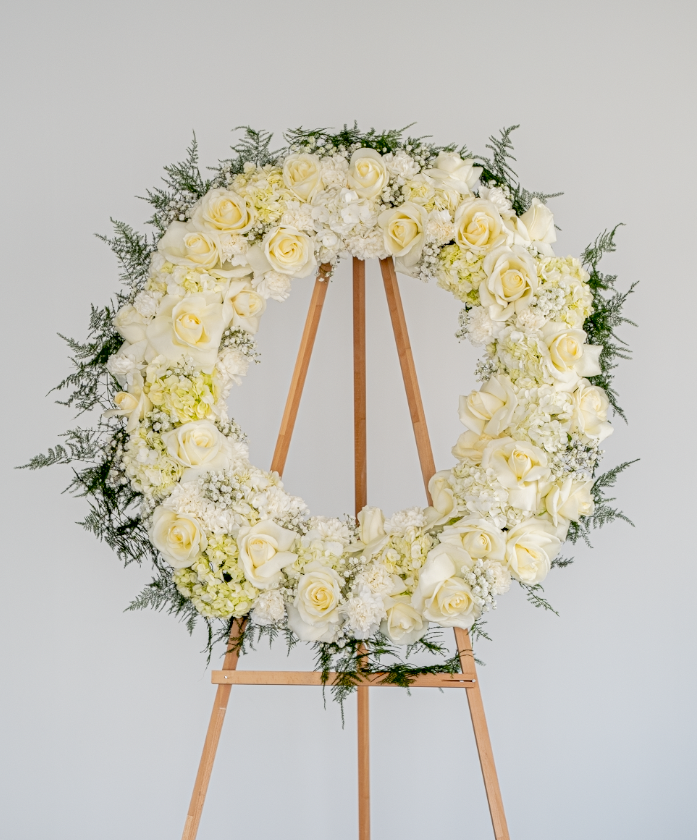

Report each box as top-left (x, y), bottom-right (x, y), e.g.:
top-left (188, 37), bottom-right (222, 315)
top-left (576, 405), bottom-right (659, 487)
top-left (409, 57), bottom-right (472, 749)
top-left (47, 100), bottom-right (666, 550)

top-left (345, 226), bottom-right (388, 261)
top-left (319, 153), bottom-right (349, 187)
top-left (280, 200), bottom-right (314, 232)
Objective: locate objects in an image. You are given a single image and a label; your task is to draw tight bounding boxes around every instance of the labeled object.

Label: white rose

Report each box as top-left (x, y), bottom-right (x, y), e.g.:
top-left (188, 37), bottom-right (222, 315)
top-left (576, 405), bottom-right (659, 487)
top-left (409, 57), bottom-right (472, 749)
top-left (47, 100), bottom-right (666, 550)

top-left (282, 153), bottom-right (324, 202)
top-left (224, 280), bottom-right (267, 334)
top-left (545, 477), bottom-right (594, 532)
top-left (146, 293), bottom-right (228, 372)
top-left (480, 246), bottom-right (538, 321)
top-left (482, 437), bottom-right (552, 512)
top-left (192, 188), bottom-right (255, 234)
top-left (440, 517), bottom-right (506, 561)
top-left (380, 596), bottom-right (428, 645)
top-left (427, 470), bottom-right (457, 519)
top-left (424, 152), bottom-right (482, 194)
top-left (504, 518), bottom-right (561, 584)
top-left (412, 543), bottom-right (479, 630)
top-left (237, 520), bottom-right (297, 591)
top-left (114, 305), bottom-right (150, 343)
top-left (150, 507), bottom-right (206, 570)
top-left (520, 198), bottom-right (556, 255)
top-left (542, 322), bottom-right (602, 390)
top-left (162, 420), bottom-right (231, 477)
top-left (347, 148), bottom-right (388, 199)
top-left (572, 379), bottom-right (613, 442)
top-left (287, 562), bottom-right (343, 642)
top-left (378, 201), bottom-right (428, 269)
top-left (104, 371), bottom-right (152, 432)
top-left (158, 221), bottom-right (221, 270)
top-left (454, 199), bottom-right (507, 255)
top-left (357, 506), bottom-right (386, 546)
top-left (262, 226), bottom-right (317, 278)
top-left (451, 430), bottom-right (494, 464)
top-left (459, 374), bottom-right (518, 436)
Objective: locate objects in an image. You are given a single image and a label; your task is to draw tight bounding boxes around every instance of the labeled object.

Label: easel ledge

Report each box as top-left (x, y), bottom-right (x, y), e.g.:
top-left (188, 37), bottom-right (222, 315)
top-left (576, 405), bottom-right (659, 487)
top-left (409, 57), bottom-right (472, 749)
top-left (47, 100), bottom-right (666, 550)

top-left (211, 671), bottom-right (476, 688)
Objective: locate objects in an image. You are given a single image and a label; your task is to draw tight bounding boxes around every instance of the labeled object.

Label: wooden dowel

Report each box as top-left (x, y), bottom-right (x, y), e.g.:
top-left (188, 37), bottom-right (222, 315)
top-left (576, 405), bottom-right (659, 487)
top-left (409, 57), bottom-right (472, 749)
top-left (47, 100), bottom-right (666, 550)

top-left (379, 258), bottom-right (436, 505)
top-left (454, 628), bottom-right (510, 840)
top-left (353, 258), bottom-right (367, 516)
top-left (211, 670), bottom-right (475, 688)
top-left (181, 619), bottom-right (246, 840)
top-left (354, 261), bottom-right (370, 840)
top-left (271, 264), bottom-right (331, 476)
top-left (357, 644), bottom-right (371, 840)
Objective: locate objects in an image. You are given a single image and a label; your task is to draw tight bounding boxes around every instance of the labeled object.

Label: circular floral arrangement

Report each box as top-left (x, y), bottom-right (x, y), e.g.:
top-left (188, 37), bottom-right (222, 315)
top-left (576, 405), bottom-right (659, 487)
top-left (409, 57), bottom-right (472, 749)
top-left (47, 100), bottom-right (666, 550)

top-left (28, 125), bottom-right (634, 685)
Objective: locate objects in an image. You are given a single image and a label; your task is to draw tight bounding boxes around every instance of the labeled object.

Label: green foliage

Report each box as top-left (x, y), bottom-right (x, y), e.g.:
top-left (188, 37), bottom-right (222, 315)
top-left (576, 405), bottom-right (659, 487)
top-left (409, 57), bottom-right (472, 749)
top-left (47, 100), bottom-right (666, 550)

top-left (582, 226), bottom-right (637, 420)
top-left (518, 581), bottom-right (559, 615)
top-left (476, 125), bottom-right (562, 215)
top-left (567, 460), bottom-right (636, 546)
top-left (143, 133), bottom-right (214, 234)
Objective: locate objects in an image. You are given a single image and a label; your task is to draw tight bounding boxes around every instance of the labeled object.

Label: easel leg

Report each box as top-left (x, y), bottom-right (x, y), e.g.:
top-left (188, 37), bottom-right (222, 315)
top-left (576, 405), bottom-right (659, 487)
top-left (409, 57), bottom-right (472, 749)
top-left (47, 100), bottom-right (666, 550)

top-left (454, 627), bottom-right (510, 840)
top-left (354, 259), bottom-right (371, 839)
top-left (181, 619), bottom-right (245, 840)
top-left (381, 259), bottom-right (510, 840)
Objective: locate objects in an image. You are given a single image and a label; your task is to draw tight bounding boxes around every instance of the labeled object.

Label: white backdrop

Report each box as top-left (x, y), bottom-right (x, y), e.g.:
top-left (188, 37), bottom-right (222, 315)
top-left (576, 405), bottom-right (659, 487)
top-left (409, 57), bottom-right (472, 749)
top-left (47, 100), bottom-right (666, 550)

top-left (2, 2), bottom-right (695, 838)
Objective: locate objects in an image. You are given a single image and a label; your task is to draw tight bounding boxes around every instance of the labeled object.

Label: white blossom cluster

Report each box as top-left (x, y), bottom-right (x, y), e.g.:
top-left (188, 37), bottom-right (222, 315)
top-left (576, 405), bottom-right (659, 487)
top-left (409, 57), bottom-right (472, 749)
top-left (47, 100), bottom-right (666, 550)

top-left (101, 133), bottom-right (616, 645)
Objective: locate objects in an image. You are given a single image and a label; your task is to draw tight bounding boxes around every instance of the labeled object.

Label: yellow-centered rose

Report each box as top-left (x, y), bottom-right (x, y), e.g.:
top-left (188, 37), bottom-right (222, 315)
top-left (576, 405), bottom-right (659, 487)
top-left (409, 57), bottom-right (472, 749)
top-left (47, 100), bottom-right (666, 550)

top-left (151, 507), bottom-right (206, 569)
top-left (192, 188), bottom-right (255, 234)
top-left (282, 153), bottom-right (323, 201)
top-left (378, 201), bottom-right (428, 268)
top-left (158, 221), bottom-right (221, 270)
top-left (348, 148), bottom-right (388, 199)
top-left (480, 245), bottom-right (538, 321)
top-left (263, 226), bottom-right (317, 277)
top-left (454, 199), bottom-right (506, 254)
top-left (237, 520), bottom-right (297, 590)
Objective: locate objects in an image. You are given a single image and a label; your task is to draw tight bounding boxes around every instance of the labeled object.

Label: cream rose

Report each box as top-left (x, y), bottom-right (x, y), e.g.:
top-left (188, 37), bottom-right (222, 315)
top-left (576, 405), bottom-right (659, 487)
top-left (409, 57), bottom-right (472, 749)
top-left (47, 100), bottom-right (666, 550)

top-left (545, 477), bottom-right (594, 531)
top-left (287, 562), bottom-right (343, 642)
top-left (440, 517), bottom-right (506, 561)
top-left (263, 226), bottom-right (317, 278)
top-left (237, 520), bottom-right (297, 591)
top-left (412, 543), bottom-right (478, 629)
top-left (162, 420), bottom-right (232, 477)
top-left (504, 518), bottom-right (561, 584)
top-left (542, 322), bottom-right (602, 389)
top-left (377, 201), bottom-right (428, 270)
top-left (146, 293), bottom-right (228, 372)
top-left (347, 148), bottom-right (388, 199)
top-left (480, 246), bottom-right (538, 321)
top-left (150, 507), bottom-right (206, 570)
top-left (224, 280), bottom-right (267, 334)
top-left (381, 597), bottom-right (428, 645)
top-left (459, 374), bottom-right (518, 436)
top-left (482, 437), bottom-right (552, 512)
top-left (451, 430), bottom-right (494, 464)
top-left (192, 188), bottom-right (255, 234)
top-left (424, 152), bottom-right (482, 195)
top-left (104, 371), bottom-right (152, 433)
top-left (454, 199), bottom-right (507, 255)
top-left (520, 198), bottom-right (556, 255)
top-left (427, 470), bottom-right (457, 520)
top-left (282, 153), bottom-right (324, 202)
top-left (357, 506), bottom-right (386, 547)
top-left (114, 305), bottom-right (150, 343)
top-left (572, 379), bottom-right (613, 442)
top-left (158, 221), bottom-right (221, 270)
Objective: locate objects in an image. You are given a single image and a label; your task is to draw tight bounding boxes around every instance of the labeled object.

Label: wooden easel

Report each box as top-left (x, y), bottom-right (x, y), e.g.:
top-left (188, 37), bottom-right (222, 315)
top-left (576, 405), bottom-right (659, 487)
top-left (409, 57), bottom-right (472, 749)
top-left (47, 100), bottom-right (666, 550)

top-left (181, 258), bottom-right (511, 840)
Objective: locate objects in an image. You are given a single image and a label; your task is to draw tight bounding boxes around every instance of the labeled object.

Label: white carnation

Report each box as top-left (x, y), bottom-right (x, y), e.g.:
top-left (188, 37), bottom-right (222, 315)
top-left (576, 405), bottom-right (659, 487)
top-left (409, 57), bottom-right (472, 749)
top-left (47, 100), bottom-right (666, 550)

top-left (252, 589), bottom-right (286, 626)
top-left (306, 516), bottom-right (353, 546)
top-left (383, 150), bottom-right (420, 181)
top-left (106, 348), bottom-right (144, 388)
top-left (384, 507), bottom-right (426, 536)
top-left (343, 586), bottom-right (386, 639)
top-left (216, 347), bottom-right (250, 389)
top-left (252, 270), bottom-right (293, 302)
top-left (280, 200), bottom-right (315, 232)
top-left (319, 153), bottom-right (349, 187)
top-left (354, 563), bottom-right (394, 596)
top-left (516, 308), bottom-right (547, 331)
top-left (464, 306), bottom-right (500, 346)
top-left (133, 290), bottom-right (162, 319)
top-left (479, 185), bottom-right (513, 216)
top-left (489, 561), bottom-right (511, 595)
top-left (426, 209), bottom-right (456, 245)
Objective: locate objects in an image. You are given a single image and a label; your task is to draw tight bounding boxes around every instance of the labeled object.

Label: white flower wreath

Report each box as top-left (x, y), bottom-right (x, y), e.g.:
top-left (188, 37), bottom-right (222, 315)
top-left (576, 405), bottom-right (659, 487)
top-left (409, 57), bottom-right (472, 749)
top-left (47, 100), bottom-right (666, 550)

top-left (27, 125), bottom-right (634, 686)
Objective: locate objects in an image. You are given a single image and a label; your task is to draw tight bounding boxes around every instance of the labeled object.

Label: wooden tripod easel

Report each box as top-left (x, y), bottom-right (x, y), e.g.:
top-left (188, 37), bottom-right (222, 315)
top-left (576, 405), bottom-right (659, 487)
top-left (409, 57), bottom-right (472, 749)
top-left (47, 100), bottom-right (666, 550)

top-left (181, 258), bottom-right (511, 840)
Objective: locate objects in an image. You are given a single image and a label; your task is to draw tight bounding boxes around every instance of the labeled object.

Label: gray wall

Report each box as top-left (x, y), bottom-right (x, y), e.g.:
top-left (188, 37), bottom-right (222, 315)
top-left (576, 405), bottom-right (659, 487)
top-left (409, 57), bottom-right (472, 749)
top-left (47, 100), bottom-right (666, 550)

top-left (1, 1), bottom-right (695, 838)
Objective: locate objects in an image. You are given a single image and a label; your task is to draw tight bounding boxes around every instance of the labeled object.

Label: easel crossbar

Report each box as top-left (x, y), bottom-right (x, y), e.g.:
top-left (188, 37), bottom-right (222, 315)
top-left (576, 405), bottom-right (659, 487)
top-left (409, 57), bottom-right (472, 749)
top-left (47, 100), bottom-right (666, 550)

top-left (211, 670), bottom-right (476, 688)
